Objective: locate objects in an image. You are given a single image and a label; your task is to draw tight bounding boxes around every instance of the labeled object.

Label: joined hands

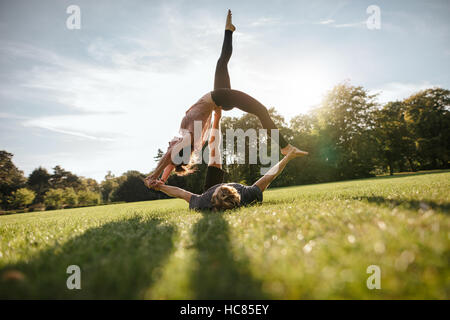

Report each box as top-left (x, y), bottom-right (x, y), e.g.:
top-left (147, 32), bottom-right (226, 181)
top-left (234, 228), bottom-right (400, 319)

top-left (144, 176), bottom-right (164, 190)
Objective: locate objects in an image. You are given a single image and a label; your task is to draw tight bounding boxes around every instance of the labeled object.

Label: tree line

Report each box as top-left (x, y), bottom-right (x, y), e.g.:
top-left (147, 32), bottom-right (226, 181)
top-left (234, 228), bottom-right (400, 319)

top-left (1, 82), bottom-right (448, 213)
top-left (219, 83), bottom-right (449, 188)
top-left (0, 156), bottom-right (168, 212)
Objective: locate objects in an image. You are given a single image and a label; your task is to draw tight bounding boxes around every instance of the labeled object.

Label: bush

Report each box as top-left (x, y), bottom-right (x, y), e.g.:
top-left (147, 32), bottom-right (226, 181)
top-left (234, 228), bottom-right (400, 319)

top-left (62, 188), bottom-right (78, 208)
top-left (77, 190), bottom-right (100, 207)
top-left (9, 188), bottom-right (35, 209)
top-left (43, 189), bottom-right (64, 210)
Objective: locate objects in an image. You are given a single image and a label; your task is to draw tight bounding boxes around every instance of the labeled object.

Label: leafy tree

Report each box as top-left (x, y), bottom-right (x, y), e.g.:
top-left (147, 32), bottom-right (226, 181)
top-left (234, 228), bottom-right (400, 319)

top-left (0, 151), bottom-right (26, 209)
top-left (27, 167), bottom-right (51, 203)
top-left (285, 113), bottom-right (325, 185)
top-left (9, 188), bottom-right (36, 209)
top-left (316, 82), bottom-right (378, 179)
top-left (374, 101), bottom-right (415, 174)
top-left (77, 190), bottom-right (100, 207)
top-left (62, 188), bottom-right (78, 208)
top-left (44, 189), bottom-right (65, 210)
top-left (81, 178), bottom-right (100, 193)
top-left (100, 171), bottom-right (119, 203)
top-left (50, 165), bottom-right (82, 190)
top-left (403, 88), bottom-right (450, 169)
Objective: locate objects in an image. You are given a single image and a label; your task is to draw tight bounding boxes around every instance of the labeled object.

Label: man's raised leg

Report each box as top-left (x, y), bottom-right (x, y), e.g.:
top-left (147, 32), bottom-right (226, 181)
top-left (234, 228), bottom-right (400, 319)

top-left (253, 150), bottom-right (306, 192)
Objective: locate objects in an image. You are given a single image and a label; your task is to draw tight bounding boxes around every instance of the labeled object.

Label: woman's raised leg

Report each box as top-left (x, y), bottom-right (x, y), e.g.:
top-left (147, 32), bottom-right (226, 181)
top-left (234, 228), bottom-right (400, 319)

top-left (214, 10), bottom-right (235, 93)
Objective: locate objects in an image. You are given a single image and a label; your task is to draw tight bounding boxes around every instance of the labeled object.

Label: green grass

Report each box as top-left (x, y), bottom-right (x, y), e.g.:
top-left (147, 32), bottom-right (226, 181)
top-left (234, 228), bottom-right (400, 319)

top-left (0, 170), bottom-right (449, 299)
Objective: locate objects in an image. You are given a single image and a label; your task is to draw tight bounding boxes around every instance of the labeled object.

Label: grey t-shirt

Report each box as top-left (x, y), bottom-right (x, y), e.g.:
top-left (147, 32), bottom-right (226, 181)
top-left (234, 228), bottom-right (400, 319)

top-left (189, 183), bottom-right (263, 210)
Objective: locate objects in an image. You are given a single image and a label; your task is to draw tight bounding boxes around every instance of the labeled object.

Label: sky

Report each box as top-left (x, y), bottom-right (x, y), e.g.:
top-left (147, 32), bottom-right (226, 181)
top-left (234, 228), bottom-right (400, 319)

top-left (0, 0), bottom-right (449, 181)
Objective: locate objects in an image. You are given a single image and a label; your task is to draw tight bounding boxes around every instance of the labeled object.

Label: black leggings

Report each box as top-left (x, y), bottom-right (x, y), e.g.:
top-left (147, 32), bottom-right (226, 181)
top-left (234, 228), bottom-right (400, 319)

top-left (204, 166), bottom-right (225, 192)
top-left (214, 30), bottom-right (233, 91)
top-left (212, 30), bottom-right (288, 149)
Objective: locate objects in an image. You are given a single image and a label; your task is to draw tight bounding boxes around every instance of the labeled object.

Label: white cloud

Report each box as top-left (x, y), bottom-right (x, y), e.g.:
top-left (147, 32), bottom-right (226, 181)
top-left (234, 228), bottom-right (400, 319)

top-left (333, 21), bottom-right (366, 28)
top-left (318, 19), bottom-right (335, 25)
top-left (314, 19), bottom-right (366, 29)
top-left (22, 117), bottom-right (116, 142)
top-left (250, 17), bottom-right (281, 27)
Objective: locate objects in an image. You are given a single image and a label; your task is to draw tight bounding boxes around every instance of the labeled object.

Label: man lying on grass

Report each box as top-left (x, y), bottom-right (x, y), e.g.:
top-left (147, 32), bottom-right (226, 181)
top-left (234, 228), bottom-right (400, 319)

top-left (146, 109), bottom-right (308, 210)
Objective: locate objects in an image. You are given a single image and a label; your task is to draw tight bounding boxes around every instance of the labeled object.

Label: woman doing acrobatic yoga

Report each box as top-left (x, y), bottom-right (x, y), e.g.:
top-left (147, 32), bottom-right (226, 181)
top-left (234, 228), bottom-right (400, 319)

top-left (145, 10), bottom-right (307, 187)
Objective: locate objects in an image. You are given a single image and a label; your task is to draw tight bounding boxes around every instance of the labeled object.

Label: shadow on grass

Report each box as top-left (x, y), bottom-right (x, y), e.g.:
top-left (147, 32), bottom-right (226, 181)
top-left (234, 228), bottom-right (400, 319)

top-left (356, 196), bottom-right (450, 214)
top-left (0, 216), bottom-right (175, 299)
top-left (190, 212), bottom-right (267, 299)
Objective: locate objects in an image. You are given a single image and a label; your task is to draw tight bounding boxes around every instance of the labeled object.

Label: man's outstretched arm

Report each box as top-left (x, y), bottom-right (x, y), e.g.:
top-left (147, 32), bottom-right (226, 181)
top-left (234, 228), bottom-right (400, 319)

top-left (156, 183), bottom-right (193, 203)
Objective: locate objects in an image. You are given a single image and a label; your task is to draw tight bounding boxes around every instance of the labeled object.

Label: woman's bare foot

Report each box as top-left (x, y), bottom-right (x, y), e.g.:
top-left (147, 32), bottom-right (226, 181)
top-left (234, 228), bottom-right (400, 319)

top-left (226, 9), bottom-right (236, 32)
top-left (281, 144), bottom-right (309, 157)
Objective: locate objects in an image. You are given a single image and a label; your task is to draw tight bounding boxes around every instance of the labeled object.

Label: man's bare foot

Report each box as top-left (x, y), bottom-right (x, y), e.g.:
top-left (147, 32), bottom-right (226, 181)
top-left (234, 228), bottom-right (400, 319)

top-left (281, 144), bottom-right (309, 157)
top-left (226, 9), bottom-right (236, 32)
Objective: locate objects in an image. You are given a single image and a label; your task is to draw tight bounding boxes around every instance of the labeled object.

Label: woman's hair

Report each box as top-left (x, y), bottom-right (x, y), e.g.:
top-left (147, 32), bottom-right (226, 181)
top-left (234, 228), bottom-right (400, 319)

top-left (211, 185), bottom-right (241, 210)
top-left (174, 148), bottom-right (197, 176)
top-left (174, 162), bottom-right (196, 176)
top-left (170, 138), bottom-right (197, 176)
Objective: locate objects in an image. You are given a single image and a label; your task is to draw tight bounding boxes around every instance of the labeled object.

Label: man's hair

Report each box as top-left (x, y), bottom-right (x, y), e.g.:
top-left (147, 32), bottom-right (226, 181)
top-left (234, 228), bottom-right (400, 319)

top-left (211, 185), bottom-right (241, 210)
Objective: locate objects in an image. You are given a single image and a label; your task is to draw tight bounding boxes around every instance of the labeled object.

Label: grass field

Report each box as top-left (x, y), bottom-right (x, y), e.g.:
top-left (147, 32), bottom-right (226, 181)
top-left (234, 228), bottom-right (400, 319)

top-left (0, 170), bottom-right (449, 299)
